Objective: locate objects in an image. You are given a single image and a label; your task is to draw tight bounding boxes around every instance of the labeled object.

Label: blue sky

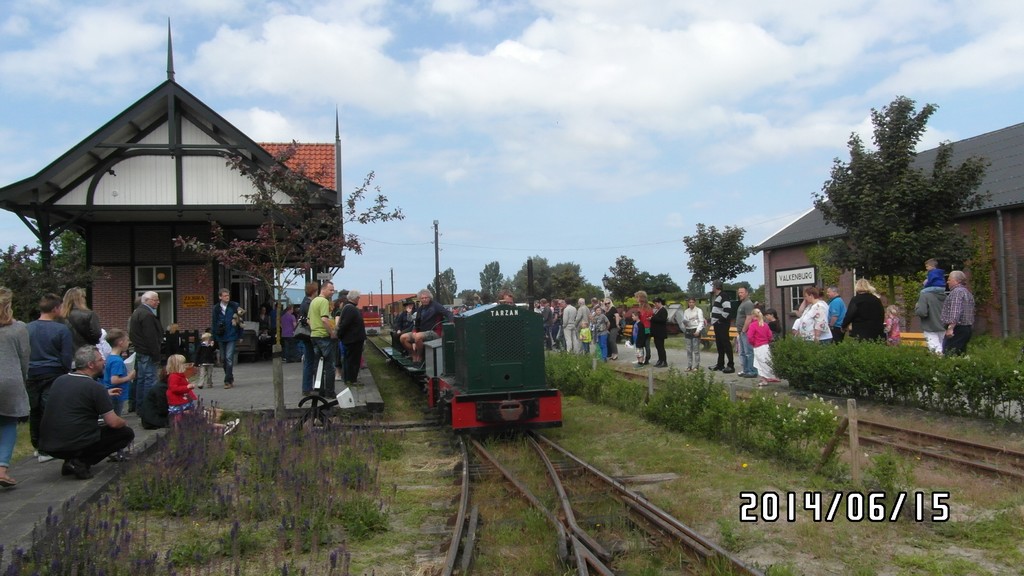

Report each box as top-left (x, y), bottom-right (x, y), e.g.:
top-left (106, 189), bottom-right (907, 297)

top-left (2, 1), bottom-right (1024, 298)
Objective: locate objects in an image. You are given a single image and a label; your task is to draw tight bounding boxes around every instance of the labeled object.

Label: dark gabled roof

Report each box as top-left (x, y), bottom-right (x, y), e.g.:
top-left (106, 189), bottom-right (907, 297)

top-left (756, 208), bottom-right (845, 251)
top-left (0, 80), bottom-right (337, 233)
top-left (757, 121), bottom-right (1024, 251)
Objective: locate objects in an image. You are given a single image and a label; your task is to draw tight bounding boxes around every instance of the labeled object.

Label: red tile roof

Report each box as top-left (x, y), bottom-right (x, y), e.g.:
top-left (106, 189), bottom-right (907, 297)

top-left (260, 143), bottom-right (336, 190)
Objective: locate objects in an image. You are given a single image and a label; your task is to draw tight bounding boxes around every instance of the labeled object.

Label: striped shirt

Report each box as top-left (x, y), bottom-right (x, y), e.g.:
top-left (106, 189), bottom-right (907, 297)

top-left (940, 285), bottom-right (975, 327)
top-left (711, 293), bottom-right (732, 326)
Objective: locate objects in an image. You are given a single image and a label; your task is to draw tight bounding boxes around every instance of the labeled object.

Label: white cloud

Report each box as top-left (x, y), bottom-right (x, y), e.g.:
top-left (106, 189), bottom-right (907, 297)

top-left (188, 15), bottom-right (411, 112)
top-left (431, 0), bottom-right (479, 18)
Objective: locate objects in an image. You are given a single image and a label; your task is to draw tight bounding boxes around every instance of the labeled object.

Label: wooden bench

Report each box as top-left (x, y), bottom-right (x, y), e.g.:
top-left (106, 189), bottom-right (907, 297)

top-left (701, 326), bottom-right (738, 349)
top-left (899, 332), bottom-right (926, 346)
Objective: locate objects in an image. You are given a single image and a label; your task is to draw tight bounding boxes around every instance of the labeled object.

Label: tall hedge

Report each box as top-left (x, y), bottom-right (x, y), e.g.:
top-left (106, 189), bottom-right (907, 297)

top-left (770, 337), bottom-right (1024, 421)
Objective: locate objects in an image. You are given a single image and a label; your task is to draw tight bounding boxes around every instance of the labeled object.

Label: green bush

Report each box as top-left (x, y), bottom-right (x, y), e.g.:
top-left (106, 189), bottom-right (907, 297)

top-left (643, 370), bottom-right (735, 440)
top-left (546, 353), bottom-right (840, 465)
top-left (771, 336), bottom-right (1024, 421)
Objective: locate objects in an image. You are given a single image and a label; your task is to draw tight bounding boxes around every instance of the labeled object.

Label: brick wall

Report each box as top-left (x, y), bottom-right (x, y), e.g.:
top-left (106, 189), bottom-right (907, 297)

top-left (92, 266), bottom-right (133, 331)
top-left (175, 263), bottom-right (214, 331)
top-left (134, 225), bottom-right (174, 262)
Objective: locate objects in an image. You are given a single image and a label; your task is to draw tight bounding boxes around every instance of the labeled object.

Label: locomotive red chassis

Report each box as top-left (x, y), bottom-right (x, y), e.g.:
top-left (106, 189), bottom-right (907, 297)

top-left (426, 376), bottom-right (563, 432)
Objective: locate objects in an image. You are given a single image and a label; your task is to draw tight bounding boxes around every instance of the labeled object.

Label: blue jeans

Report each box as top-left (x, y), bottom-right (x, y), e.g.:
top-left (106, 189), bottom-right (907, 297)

top-left (0, 416), bottom-right (17, 468)
top-left (135, 353), bottom-right (160, 409)
top-left (310, 337), bottom-right (337, 397)
top-left (218, 339), bottom-right (237, 384)
top-left (300, 340), bottom-right (316, 395)
top-left (738, 333), bottom-right (756, 375)
top-left (596, 334), bottom-right (608, 360)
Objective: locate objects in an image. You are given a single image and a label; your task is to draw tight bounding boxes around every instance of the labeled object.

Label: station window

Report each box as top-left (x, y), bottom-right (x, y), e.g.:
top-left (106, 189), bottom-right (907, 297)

top-left (790, 286), bottom-right (804, 312)
top-left (136, 266), bottom-right (174, 325)
top-left (136, 266), bottom-right (173, 288)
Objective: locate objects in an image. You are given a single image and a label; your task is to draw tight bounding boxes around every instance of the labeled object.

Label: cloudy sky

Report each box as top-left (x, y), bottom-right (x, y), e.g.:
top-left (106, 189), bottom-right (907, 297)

top-left (2, 1), bottom-right (1023, 298)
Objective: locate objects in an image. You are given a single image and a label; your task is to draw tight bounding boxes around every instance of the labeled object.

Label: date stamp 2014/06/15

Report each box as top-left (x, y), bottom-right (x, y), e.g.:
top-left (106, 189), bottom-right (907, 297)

top-left (739, 491), bottom-right (950, 523)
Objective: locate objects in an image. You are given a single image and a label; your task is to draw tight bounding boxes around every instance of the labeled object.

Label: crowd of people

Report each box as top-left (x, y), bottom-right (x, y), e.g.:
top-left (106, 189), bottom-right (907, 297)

top-left (0, 261), bottom-right (979, 488)
top-left (0, 284), bottom-right (281, 488)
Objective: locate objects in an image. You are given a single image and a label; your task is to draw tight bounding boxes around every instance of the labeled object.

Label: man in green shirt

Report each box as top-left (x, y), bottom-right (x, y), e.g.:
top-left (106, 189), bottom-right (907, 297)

top-left (307, 281), bottom-right (337, 397)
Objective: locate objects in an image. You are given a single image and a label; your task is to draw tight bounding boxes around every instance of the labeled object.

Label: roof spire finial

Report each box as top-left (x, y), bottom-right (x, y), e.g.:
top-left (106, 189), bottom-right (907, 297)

top-left (167, 19), bottom-right (175, 82)
top-left (335, 107), bottom-right (343, 193)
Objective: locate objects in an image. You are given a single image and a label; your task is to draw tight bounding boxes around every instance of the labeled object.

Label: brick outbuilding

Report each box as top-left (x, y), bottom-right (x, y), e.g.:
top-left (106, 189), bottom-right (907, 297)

top-left (756, 122), bottom-right (1024, 337)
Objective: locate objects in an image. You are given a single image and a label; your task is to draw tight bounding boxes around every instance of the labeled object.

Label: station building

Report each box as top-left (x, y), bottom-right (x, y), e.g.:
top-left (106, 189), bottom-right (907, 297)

top-left (756, 122), bottom-right (1024, 337)
top-left (0, 62), bottom-right (340, 334)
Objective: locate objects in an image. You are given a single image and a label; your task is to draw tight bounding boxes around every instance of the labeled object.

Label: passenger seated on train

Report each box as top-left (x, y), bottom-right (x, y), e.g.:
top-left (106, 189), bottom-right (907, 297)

top-left (497, 290), bottom-right (515, 305)
top-left (399, 289), bottom-right (452, 366)
top-left (392, 300), bottom-right (416, 352)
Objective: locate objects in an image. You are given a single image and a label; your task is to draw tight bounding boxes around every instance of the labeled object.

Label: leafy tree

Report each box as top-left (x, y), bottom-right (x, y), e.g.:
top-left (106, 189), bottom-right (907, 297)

top-left (511, 256), bottom-right (551, 299)
top-left (603, 255), bottom-right (643, 299)
top-left (549, 262), bottom-right (589, 300)
top-left (813, 96), bottom-right (988, 299)
top-left (478, 261), bottom-right (505, 302)
top-left (456, 289), bottom-right (481, 306)
top-left (682, 224), bottom-right (755, 285)
top-left (805, 245), bottom-right (842, 289)
top-left (685, 277), bottom-right (706, 300)
top-left (429, 268), bottom-right (458, 305)
top-left (175, 143), bottom-right (402, 416)
top-left (0, 231), bottom-right (99, 320)
top-left (751, 284), bottom-right (766, 304)
top-left (638, 272), bottom-right (681, 294)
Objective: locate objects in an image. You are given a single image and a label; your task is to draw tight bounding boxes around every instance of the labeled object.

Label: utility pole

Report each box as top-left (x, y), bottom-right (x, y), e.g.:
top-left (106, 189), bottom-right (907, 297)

top-left (433, 220), bottom-right (441, 303)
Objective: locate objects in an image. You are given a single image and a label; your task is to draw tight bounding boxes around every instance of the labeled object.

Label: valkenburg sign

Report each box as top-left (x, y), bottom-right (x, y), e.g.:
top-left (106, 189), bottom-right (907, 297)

top-left (776, 266), bottom-right (817, 288)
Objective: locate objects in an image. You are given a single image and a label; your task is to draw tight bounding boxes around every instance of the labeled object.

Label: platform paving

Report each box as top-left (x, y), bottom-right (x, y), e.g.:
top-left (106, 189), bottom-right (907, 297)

top-left (0, 358), bottom-right (380, 569)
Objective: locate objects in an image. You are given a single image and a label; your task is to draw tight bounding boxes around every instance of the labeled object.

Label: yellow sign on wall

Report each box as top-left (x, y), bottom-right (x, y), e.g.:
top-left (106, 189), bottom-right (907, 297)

top-left (183, 294), bottom-right (208, 309)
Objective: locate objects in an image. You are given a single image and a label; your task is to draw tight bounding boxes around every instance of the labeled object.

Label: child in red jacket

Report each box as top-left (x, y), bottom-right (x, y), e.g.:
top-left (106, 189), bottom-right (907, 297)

top-left (165, 354), bottom-right (238, 435)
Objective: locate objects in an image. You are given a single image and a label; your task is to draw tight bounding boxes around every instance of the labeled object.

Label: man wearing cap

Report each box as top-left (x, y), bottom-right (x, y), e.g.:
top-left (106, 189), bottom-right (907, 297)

top-left (393, 300), bottom-right (416, 351)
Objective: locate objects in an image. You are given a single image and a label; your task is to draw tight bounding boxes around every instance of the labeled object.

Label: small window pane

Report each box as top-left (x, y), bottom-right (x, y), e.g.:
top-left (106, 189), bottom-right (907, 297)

top-left (136, 267), bottom-right (154, 286)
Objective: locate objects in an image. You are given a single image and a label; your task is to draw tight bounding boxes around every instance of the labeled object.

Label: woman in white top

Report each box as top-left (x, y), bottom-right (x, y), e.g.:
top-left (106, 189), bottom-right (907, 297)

top-left (798, 286), bottom-right (832, 343)
top-left (679, 297), bottom-right (706, 371)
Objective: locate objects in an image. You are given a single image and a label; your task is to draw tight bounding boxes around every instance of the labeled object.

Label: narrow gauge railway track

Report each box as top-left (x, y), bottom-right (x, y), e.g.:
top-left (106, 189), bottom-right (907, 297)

top-left (441, 433), bottom-right (763, 576)
top-left (858, 418), bottom-right (1024, 481)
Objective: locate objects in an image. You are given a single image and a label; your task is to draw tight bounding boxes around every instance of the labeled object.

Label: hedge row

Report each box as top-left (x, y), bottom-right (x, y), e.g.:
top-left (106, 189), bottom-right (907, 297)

top-left (770, 337), bottom-right (1024, 421)
top-left (545, 353), bottom-right (839, 466)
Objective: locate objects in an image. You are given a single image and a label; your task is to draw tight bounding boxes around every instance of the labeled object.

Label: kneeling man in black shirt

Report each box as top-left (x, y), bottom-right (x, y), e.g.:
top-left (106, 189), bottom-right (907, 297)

top-left (40, 346), bottom-right (135, 479)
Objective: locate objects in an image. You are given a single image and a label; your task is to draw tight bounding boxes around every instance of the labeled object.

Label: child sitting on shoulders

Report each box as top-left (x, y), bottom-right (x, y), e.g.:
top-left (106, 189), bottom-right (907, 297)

top-left (195, 332), bottom-right (217, 389)
top-left (166, 354), bottom-right (238, 436)
top-left (922, 258), bottom-right (946, 293)
top-left (884, 305), bottom-right (902, 346)
top-left (102, 328), bottom-right (135, 416)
